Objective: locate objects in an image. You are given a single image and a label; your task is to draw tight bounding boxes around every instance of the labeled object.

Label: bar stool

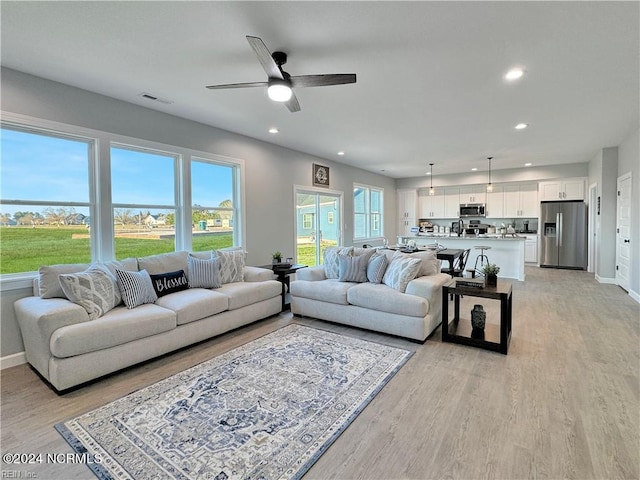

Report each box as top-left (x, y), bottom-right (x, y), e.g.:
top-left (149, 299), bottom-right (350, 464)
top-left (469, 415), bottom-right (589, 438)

top-left (466, 246), bottom-right (491, 278)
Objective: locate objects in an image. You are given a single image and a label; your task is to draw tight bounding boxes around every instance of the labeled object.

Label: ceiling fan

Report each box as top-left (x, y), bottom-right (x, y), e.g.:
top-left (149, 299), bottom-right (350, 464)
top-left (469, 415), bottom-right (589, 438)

top-left (206, 35), bottom-right (356, 112)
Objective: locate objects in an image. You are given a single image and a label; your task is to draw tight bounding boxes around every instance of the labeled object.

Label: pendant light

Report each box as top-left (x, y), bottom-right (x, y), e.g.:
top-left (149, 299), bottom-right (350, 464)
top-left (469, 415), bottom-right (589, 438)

top-left (428, 163), bottom-right (435, 196)
top-left (486, 156), bottom-right (493, 192)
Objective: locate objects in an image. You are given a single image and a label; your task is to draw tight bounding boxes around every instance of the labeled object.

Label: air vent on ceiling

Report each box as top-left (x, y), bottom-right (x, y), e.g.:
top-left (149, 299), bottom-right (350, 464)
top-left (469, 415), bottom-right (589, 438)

top-left (138, 92), bottom-right (173, 104)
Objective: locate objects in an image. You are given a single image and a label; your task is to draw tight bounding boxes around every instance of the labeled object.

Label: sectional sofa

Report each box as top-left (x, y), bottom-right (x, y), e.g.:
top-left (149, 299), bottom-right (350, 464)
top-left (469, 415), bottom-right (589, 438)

top-left (14, 250), bottom-right (282, 391)
top-left (291, 247), bottom-right (451, 341)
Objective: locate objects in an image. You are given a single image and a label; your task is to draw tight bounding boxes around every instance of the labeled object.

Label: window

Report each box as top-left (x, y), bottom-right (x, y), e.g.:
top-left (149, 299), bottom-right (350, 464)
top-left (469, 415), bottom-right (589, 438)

top-left (303, 213), bottom-right (314, 230)
top-left (0, 126), bottom-right (93, 274)
top-left (353, 184), bottom-right (383, 240)
top-left (327, 211), bottom-right (334, 224)
top-left (191, 159), bottom-right (237, 252)
top-left (111, 145), bottom-right (177, 260)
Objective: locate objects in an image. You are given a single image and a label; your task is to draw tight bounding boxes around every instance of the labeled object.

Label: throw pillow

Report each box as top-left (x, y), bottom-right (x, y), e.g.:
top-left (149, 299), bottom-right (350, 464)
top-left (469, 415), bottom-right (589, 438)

top-left (149, 269), bottom-right (189, 297)
top-left (187, 255), bottom-right (222, 289)
top-left (323, 246), bottom-right (353, 279)
top-left (367, 252), bottom-right (388, 284)
top-left (382, 251), bottom-right (422, 293)
top-left (39, 263), bottom-right (90, 299)
top-left (337, 253), bottom-right (369, 283)
top-left (213, 249), bottom-right (245, 284)
top-left (409, 250), bottom-right (440, 277)
top-left (115, 269), bottom-right (158, 309)
top-left (58, 264), bottom-right (121, 320)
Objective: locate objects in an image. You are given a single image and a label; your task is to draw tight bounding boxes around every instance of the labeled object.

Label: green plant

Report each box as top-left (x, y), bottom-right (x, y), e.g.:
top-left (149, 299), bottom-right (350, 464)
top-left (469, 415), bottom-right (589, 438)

top-left (481, 263), bottom-right (500, 275)
top-left (272, 251), bottom-right (282, 261)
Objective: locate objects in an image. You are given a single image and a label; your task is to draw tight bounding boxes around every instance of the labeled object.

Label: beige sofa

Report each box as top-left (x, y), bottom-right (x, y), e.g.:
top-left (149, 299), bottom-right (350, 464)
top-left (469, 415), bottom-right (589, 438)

top-left (14, 250), bottom-right (281, 391)
top-left (290, 248), bottom-right (451, 341)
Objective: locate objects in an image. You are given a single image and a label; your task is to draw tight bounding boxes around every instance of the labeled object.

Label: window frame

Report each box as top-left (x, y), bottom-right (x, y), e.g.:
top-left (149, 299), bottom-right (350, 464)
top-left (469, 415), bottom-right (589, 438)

top-left (353, 183), bottom-right (384, 241)
top-left (0, 112), bottom-right (245, 288)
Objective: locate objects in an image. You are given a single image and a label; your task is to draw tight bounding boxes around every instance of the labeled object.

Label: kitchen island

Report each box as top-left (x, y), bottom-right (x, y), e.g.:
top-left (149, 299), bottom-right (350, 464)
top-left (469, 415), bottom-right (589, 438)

top-left (398, 235), bottom-right (526, 281)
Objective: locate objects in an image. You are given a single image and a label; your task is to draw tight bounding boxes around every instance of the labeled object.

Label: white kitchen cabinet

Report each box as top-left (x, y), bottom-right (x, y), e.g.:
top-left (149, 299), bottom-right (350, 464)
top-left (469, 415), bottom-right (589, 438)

top-left (459, 186), bottom-right (486, 204)
top-left (398, 189), bottom-right (417, 235)
top-left (539, 177), bottom-right (585, 201)
top-left (504, 183), bottom-right (538, 218)
top-left (418, 188), bottom-right (445, 218)
top-left (486, 185), bottom-right (504, 218)
top-left (524, 235), bottom-right (538, 263)
top-left (444, 187), bottom-right (460, 218)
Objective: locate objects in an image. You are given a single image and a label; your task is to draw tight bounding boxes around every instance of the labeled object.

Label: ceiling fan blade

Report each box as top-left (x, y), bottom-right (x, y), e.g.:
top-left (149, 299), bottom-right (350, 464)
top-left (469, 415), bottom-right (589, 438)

top-left (290, 74), bottom-right (357, 88)
top-left (246, 35), bottom-right (284, 80)
top-left (285, 92), bottom-right (301, 113)
top-left (206, 81), bottom-right (268, 90)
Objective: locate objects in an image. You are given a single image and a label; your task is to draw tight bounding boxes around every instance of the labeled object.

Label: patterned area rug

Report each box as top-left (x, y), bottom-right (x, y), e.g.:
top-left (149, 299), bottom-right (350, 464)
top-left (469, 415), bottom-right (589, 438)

top-left (56, 324), bottom-right (413, 480)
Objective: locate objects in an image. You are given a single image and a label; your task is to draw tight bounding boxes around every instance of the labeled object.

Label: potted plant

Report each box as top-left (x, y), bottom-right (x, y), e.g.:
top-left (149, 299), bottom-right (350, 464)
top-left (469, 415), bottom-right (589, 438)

top-left (481, 263), bottom-right (500, 287)
top-left (272, 251), bottom-right (282, 265)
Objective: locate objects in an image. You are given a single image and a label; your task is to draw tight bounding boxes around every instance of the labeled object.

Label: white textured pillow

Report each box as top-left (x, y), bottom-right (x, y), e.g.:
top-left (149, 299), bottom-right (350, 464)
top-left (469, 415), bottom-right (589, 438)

top-left (409, 250), bottom-right (440, 277)
top-left (115, 269), bottom-right (158, 309)
top-left (337, 253), bottom-right (369, 283)
top-left (188, 255), bottom-right (222, 289)
top-left (213, 249), bottom-right (245, 284)
top-left (323, 246), bottom-right (353, 279)
top-left (58, 264), bottom-right (121, 319)
top-left (367, 252), bottom-right (388, 284)
top-left (382, 251), bottom-right (422, 293)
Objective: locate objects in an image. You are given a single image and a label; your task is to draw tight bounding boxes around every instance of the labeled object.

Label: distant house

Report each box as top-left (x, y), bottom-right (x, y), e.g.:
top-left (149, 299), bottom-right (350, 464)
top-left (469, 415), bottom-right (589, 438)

top-left (143, 214), bottom-right (167, 227)
top-left (66, 213), bottom-right (87, 225)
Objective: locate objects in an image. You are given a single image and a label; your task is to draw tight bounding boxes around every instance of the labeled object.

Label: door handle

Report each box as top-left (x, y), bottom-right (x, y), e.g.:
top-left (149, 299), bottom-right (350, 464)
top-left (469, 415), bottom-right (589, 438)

top-left (624, 239), bottom-right (630, 243)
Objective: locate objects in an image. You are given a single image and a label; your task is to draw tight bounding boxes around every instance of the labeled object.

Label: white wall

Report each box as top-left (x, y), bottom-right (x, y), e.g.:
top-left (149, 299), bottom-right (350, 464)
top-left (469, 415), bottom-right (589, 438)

top-left (0, 67), bottom-right (396, 357)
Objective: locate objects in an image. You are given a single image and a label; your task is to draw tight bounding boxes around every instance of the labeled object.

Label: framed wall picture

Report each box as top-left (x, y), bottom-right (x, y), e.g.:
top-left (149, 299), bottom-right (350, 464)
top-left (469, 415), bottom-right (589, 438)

top-left (312, 163), bottom-right (330, 187)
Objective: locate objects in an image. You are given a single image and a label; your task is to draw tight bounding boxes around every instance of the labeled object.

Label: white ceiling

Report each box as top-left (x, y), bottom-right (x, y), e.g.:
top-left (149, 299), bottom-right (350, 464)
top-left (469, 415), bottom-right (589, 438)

top-left (1, 1), bottom-right (638, 178)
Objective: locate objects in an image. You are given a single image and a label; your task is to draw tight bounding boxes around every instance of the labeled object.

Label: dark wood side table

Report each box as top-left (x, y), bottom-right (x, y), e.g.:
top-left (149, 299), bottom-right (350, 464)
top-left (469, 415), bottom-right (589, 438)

top-left (441, 278), bottom-right (513, 354)
top-left (258, 264), bottom-right (308, 311)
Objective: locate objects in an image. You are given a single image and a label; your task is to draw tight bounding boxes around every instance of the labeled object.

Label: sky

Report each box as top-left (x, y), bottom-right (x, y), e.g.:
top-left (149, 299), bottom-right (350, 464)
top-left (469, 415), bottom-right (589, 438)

top-left (0, 128), bottom-right (234, 218)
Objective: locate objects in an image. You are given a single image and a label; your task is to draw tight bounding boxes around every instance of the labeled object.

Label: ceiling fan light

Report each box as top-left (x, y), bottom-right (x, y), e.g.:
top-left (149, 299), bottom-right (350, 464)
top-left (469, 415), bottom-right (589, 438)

top-left (267, 81), bottom-right (292, 102)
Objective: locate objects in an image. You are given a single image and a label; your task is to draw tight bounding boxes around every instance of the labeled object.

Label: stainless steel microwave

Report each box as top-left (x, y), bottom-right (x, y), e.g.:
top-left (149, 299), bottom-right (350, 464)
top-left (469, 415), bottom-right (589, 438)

top-left (459, 203), bottom-right (486, 217)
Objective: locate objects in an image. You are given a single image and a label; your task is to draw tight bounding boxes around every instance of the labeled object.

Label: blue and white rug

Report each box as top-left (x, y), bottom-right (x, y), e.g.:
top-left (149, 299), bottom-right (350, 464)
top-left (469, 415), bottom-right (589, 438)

top-left (56, 324), bottom-right (413, 480)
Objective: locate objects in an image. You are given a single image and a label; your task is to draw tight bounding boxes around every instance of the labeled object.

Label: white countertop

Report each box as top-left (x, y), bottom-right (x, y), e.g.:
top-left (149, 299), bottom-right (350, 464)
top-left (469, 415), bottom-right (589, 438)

top-left (402, 234), bottom-right (526, 241)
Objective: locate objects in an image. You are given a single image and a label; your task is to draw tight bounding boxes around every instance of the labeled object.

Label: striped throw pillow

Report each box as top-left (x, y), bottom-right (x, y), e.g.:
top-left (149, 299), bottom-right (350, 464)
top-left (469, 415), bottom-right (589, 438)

top-left (187, 255), bottom-right (222, 289)
top-left (337, 253), bottom-right (370, 283)
top-left (115, 269), bottom-right (158, 309)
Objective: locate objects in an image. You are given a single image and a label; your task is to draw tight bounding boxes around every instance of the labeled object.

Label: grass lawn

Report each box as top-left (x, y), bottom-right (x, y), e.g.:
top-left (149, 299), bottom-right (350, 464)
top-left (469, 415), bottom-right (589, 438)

top-left (0, 227), bottom-right (233, 274)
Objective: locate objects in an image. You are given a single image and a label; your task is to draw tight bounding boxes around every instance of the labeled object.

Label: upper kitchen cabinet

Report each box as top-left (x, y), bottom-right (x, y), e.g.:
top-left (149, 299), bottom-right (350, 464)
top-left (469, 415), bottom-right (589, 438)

top-left (486, 185), bottom-right (504, 218)
top-left (459, 185), bottom-right (486, 204)
top-left (504, 183), bottom-right (539, 217)
top-left (444, 187), bottom-right (461, 218)
top-left (418, 188), bottom-right (446, 218)
top-left (539, 177), bottom-right (586, 201)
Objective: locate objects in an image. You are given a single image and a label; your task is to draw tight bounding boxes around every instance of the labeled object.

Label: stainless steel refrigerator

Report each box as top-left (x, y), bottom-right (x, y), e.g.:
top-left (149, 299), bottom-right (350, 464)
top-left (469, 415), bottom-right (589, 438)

top-left (540, 201), bottom-right (588, 269)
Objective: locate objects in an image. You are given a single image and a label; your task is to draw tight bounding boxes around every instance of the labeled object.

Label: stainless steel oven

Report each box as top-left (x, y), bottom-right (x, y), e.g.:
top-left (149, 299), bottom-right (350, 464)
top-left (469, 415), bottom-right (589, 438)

top-left (459, 203), bottom-right (486, 217)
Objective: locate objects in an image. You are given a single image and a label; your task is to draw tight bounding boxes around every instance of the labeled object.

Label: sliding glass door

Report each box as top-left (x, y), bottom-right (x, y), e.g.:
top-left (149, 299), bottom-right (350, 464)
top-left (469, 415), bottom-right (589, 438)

top-left (295, 188), bottom-right (342, 266)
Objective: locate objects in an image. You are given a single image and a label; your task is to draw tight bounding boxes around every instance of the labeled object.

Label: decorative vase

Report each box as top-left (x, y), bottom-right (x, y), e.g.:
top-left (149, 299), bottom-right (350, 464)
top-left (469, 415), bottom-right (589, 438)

top-left (486, 274), bottom-right (498, 287)
top-left (471, 304), bottom-right (486, 331)
top-left (272, 258), bottom-right (281, 265)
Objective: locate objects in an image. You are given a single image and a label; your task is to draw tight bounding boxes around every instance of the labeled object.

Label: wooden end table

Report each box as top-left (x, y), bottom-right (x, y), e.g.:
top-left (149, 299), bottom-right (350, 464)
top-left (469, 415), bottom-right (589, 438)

top-left (442, 278), bottom-right (513, 354)
top-left (258, 264), bottom-right (308, 311)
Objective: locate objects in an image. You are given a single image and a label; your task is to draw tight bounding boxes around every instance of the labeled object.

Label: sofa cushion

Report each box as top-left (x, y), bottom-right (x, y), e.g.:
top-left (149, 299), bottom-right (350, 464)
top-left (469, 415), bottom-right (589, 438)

top-left (187, 255), bottom-right (222, 289)
top-left (154, 288), bottom-right (229, 325)
top-left (149, 269), bottom-right (189, 297)
top-left (58, 264), bottom-right (121, 320)
top-left (409, 250), bottom-right (440, 277)
top-left (323, 246), bottom-right (353, 279)
top-left (290, 279), bottom-right (354, 305)
top-left (115, 269), bottom-right (158, 308)
top-left (347, 282), bottom-right (428, 317)
top-left (137, 251), bottom-right (189, 275)
top-left (338, 252), bottom-right (370, 283)
top-left (38, 263), bottom-right (89, 299)
top-left (382, 251), bottom-right (422, 293)
top-left (213, 249), bottom-right (245, 284)
top-left (366, 252), bottom-right (388, 284)
top-left (50, 304), bottom-right (176, 358)
top-left (217, 280), bottom-right (282, 310)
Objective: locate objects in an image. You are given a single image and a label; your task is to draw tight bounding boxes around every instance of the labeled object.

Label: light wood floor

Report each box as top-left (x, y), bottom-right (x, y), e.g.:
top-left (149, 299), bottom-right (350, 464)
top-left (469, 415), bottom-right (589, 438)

top-left (1, 267), bottom-right (638, 479)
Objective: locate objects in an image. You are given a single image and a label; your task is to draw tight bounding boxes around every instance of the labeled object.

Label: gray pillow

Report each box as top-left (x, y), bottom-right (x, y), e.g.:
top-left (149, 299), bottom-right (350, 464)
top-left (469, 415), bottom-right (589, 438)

top-left (338, 253), bottom-right (369, 283)
top-left (382, 251), bottom-right (422, 293)
top-left (213, 249), bottom-right (245, 284)
top-left (188, 255), bottom-right (222, 289)
top-left (323, 246), bottom-right (353, 279)
top-left (115, 269), bottom-right (158, 309)
top-left (409, 250), bottom-right (440, 277)
top-left (58, 264), bottom-right (121, 319)
top-left (367, 253), bottom-right (388, 284)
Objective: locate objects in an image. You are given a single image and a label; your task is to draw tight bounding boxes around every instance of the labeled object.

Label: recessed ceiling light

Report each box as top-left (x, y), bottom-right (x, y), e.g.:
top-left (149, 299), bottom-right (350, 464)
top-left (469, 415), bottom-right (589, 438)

top-left (525, 162), bottom-right (532, 167)
top-left (515, 123), bottom-right (529, 130)
top-left (505, 68), bottom-right (524, 81)
top-left (471, 167), bottom-right (478, 171)
top-left (268, 127), bottom-right (279, 134)
top-left (337, 151), bottom-right (345, 156)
